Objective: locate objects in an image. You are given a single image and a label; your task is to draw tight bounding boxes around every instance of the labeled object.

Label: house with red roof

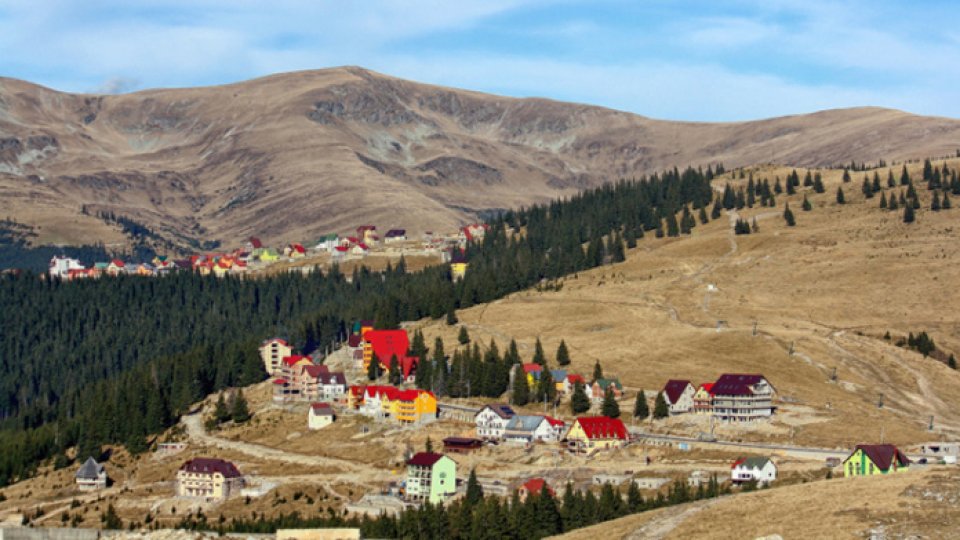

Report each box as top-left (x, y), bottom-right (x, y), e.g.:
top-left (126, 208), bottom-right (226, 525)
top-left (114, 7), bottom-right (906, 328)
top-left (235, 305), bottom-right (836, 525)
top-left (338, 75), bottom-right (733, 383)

top-left (364, 329), bottom-right (419, 381)
top-left (731, 456), bottom-right (777, 485)
top-left (693, 383), bottom-right (715, 414)
top-left (662, 380), bottom-right (696, 415)
top-left (562, 374), bottom-right (587, 396)
top-left (711, 374), bottom-right (775, 422)
top-left (308, 403), bottom-right (335, 430)
top-left (175, 457), bottom-right (244, 500)
top-left (566, 416), bottom-right (629, 454)
top-left (106, 259), bottom-right (125, 277)
top-left (259, 338), bottom-right (293, 376)
top-left (518, 478), bottom-right (554, 502)
top-left (357, 225), bottom-right (378, 245)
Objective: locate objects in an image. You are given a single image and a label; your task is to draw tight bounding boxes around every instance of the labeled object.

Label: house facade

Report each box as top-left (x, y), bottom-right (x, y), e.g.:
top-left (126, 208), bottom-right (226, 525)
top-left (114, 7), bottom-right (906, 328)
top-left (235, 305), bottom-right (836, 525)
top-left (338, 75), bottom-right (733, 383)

top-left (75, 457), bottom-right (107, 491)
top-left (502, 415), bottom-right (561, 444)
top-left (308, 403), bottom-right (335, 430)
top-left (259, 338), bottom-right (293, 376)
top-left (175, 457), bottom-right (244, 500)
top-left (663, 380), bottom-right (696, 414)
top-left (731, 457), bottom-right (777, 485)
top-left (475, 404), bottom-right (516, 440)
top-left (693, 383), bottom-right (715, 414)
top-left (394, 390), bottom-right (437, 424)
top-left (566, 416), bottom-right (628, 455)
top-left (404, 452), bottom-right (457, 504)
top-left (711, 374), bottom-right (775, 422)
top-left (588, 378), bottom-right (623, 401)
top-left (843, 444), bottom-right (910, 477)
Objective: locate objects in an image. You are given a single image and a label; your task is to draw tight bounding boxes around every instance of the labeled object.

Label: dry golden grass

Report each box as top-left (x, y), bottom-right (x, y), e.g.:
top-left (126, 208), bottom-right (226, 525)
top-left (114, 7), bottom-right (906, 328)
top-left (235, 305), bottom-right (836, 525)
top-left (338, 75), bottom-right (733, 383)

top-left (418, 159), bottom-right (960, 449)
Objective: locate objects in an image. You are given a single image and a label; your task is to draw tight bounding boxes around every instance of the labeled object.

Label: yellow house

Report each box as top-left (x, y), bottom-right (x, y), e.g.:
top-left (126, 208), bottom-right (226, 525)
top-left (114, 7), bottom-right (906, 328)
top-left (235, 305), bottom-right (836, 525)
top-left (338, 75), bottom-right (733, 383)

top-left (566, 416), bottom-right (628, 455)
top-left (395, 390), bottom-right (438, 424)
top-left (843, 444), bottom-right (910, 477)
top-left (259, 249), bottom-right (279, 263)
top-left (451, 262), bottom-right (468, 281)
top-left (175, 457), bottom-right (244, 500)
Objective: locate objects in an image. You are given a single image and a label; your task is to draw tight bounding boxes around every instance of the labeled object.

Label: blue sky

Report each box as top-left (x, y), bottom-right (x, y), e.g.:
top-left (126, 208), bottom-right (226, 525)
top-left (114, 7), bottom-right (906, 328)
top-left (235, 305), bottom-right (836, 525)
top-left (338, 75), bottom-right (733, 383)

top-left (1, 0), bottom-right (958, 121)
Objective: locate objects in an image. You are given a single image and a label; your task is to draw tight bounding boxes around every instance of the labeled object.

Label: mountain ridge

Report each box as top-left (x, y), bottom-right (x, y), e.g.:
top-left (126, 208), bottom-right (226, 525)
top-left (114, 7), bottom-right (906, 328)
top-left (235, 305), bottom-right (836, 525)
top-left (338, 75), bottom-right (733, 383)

top-left (1, 66), bottom-right (959, 249)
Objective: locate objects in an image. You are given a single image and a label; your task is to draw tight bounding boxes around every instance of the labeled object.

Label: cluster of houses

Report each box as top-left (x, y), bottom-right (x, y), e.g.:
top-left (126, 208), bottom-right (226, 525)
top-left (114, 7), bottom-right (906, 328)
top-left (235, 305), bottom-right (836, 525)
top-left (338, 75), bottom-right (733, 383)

top-left (346, 321), bottom-right (421, 382)
top-left (661, 373), bottom-right (775, 422)
top-left (472, 404), bottom-right (630, 455)
top-left (521, 364), bottom-right (623, 402)
top-left (346, 385), bottom-right (438, 424)
top-left (260, 339), bottom-right (348, 406)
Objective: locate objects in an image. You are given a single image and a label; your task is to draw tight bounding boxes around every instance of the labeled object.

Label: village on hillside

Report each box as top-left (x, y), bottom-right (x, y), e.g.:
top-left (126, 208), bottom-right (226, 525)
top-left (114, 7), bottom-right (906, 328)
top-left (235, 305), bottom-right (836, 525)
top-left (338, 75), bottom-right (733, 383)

top-left (46, 223), bottom-right (488, 280)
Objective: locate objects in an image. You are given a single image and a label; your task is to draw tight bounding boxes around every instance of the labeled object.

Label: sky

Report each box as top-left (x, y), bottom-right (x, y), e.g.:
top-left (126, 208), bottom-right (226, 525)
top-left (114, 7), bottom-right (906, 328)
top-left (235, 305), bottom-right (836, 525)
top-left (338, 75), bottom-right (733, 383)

top-left (1, 0), bottom-right (958, 121)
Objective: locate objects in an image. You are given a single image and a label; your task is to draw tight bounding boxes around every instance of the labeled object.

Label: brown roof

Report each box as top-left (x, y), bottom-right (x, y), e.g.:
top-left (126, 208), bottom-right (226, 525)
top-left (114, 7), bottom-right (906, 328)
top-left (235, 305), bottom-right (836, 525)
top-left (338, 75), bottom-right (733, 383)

top-left (179, 457), bottom-right (242, 478)
top-left (852, 444), bottom-right (910, 470)
top-left (663, 379), bottom-right (693, 404)
top-left (406, 452), bottom-right (445, 467)
top-left (712, 374), bottom-right (768, 396)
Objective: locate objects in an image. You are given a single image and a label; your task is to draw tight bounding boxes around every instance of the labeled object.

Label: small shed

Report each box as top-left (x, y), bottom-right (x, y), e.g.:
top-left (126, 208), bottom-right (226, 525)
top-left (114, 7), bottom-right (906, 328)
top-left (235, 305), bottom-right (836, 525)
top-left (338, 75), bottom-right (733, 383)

top-left (443, 437), bottom-right (484, 454)
top-left (75, 457), bottom-right (107, 491)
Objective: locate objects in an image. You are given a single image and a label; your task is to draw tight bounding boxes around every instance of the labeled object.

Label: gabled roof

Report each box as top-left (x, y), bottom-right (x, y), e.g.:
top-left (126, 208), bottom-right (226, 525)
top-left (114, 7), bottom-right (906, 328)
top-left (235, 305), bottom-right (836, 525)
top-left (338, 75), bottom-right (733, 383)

top-left (663, 380), bottom-right (694, 404)
top-left (397, 389), bottom-right (435, 402)
top-left (450, 251), bottom-right (469, 264)
top-left (301, 364), bottom-right (330, 379)
top-left (521, 478), bottom-right (554, 496)
top-left (406, 452), bottom-right (445, 467)
top-left (522, 363), bottom-right (543, 374)
top-left (385, 229), bottom-right (406, 237)
top-left (291, 243), bottom-right (306, 253)
top-left (319, 371), bottom-right (347, 386)
top-left (283, 355), bottom-right (312, 367)
top-left (575, 416), bottom-right (628, 440)
top-left (732, 456), bottom-right (773, 470)
top-left (310, 403), bottom-right (333, 416)
top-left (75, 457), bottom-right (104, 480)
top-left (249, 236), bottom-right (263, 249)
top-left (543, 416), bottom-right (565, 428)
top-left (261, 338), bottom-right (289, 347)
top-left (505, 415), bottom-right (549, 432)
top-left (849, 444), bottom-right (911, 470)
top-left (347, 334), bottom-right (362, 347)
top-left (712, 374), bottom-right (769, 396)
top-left (697, 383), bottom-right (715, 395)
top-left (477, 403), bottom-right (516, 420)
top-left (566, 374), bottom-right (586, 384)
top-left (365, 330), bottom-right (411, 365)
top-left (179, 457), bottom-right (242, 478)
top-left (594, 378), bottom-right (623, 391)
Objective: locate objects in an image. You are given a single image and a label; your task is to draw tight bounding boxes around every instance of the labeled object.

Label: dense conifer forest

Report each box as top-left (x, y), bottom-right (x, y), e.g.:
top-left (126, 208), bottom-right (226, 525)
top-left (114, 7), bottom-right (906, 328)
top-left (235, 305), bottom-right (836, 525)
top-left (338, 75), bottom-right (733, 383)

top-left (0, 166), bottom-right (716, 486)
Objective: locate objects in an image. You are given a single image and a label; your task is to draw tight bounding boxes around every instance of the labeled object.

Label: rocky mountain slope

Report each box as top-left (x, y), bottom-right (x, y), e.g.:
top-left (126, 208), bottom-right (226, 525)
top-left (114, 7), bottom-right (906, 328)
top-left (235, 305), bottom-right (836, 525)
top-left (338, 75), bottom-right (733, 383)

top-left (1, 66), bottom-right (959, 249)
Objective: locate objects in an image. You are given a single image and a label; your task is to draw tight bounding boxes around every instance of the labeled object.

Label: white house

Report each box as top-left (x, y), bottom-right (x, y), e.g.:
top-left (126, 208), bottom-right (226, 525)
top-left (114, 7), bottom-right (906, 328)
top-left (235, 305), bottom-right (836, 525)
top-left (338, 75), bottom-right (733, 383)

top-left (49, 256), bottom-right (85, 279)
top-left (318, 371), bottom-right (348, 402)
top-left (502, 415), bottom-right (564, 444)
top-left (731, 456), bottom-right (777, 485)
top-left (75, 457), bottom-right (107, 491)
top-left (474, 403), bottom-right (516, 440)
top-left (662, 380), bottom-right (696, 415)
top-left (308, 403), bottom-right (335, 430)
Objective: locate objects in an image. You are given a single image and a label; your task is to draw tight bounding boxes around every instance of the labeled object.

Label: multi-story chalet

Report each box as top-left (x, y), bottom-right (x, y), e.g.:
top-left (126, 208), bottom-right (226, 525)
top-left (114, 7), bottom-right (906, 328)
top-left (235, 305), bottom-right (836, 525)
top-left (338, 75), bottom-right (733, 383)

top-left (475, 404), bottom-right (516, 440)
top-left (291, 364), bottom-right (347, 402)
top-left (175, 457), bottom-right (244, 500)
top-left (502, 415), bottom-right (566, 444)
top-left (49, 256), bottom-right (85, 279)
top-left (693, 383), bottom-right (715, 414)
top-left (565, 416), bottom-right (628, 455)
top-left (711, 374), bottom-right (775, 422)
top-left (662, 380), bottom-right (696, 414)
top-left (75, 457), bottom-right (107, 491)
top-left (259, 338), bottom-right (293, 376)
top-left (404, 452), bottom-right (457, 504)
top-left (394, 389), bottom-right (438, 424)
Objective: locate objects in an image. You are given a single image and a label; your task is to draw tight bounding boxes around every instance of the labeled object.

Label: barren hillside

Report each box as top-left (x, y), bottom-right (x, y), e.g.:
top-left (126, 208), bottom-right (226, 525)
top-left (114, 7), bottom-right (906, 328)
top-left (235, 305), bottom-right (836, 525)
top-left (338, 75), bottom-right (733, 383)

top-left (1, 67), bottom-right (959, 249)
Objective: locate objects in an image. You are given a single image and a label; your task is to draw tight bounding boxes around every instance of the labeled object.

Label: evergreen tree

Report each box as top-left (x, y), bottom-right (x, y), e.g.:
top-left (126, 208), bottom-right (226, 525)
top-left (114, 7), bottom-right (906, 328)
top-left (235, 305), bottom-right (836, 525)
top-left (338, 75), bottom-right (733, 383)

top-left (465, 469), bottom-right (483, 507)
top-left (654, 219), bottom-right (665, 238)
top-left (505, 339), bottom-right (521, 365)
top-left (610, 231), bottom-right (626, 262)
top-left (813, 175), bottom-right (825, 193)
top-left (653, 392), bottom-right (669, 419)
top-left (592, 361), bottom-right (603, 382)
top-left (842, 169), bottom-right (851, 183)
top-left (634, 390), bottom-right (649, 419)
top-left (751, 217), bottom-right (759, 233)
top-left (512, 365), bottom-right (530, 406)
top-left (932, 191), bottom-right (941, 211)
top-left (836, 186), bottom-right (846, 204)
top-left (900, 164), bottom-right (911, 185)
top-left (774, 178), bottom-right (783, 194)
top-left (903, 203), bottom-right (915, 223)
top-left (699, 207), bottom-right (709, 225)
top-left (801, 194), bottom-right (812, 211)
top-left (570, 381), bottom-right (591, 414)
top-left (230, 390), bottom-right (251, 423)
top-left (711, 200), bottom-right (722, 220)
top-left (665, 212), bottom-right (680, 237)
top-left (627, 480), bottom-right (644, 512)
top-left (214, 393), bottom-right (230, 424)
top-left (533, 338), bottom-right (546, 365)
top-left (388, 354), bottom-right (402, 385)
top-left (943, 193), bottom-right (952, 209)
top-left (601, 386), bottom-right (621, 418)
top-left (872, 172), bottom-right (882, 192)
top-left (367, 356), bottom-right (381, 381)
top-left (887, 169), bottom-right (896, 187)
top-left (425, 436), bottom-right (433, 453)
top-left (101, 504), bottom-right (122, 530)
top-left (862, 177), bottom-right (874, 198)
top-left (556, 340), bottom-right (571, 366)
top-left (458, 326), bottom-right (470, 345)
top-left (446, 307), bottom-right (458, 326)
top-left (783, 203), bottom-right (796, 227)
top-left (538, 367), bottom-right (557, 403)
top-left (888, 193), bottom-right (899, 210)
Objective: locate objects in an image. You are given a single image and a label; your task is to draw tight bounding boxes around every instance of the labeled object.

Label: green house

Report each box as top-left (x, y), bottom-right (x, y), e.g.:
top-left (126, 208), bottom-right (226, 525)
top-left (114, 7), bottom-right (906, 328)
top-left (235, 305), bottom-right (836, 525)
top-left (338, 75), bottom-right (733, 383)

top-left (404, 452), bottom-right (456, 504)
top-left (843, 444), bottom-right (910, 477)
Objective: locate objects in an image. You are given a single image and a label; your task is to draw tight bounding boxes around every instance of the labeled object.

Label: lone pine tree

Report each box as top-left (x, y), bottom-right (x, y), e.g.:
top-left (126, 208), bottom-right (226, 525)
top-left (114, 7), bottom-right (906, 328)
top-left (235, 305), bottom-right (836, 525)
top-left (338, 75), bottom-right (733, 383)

top-left (653, 392), bottom-right (670, 419)
top-left (556, 340), bottom-right (571, 366)
top-left (570, 381), bottom-right (591, 414)
top-left (783, 203), bottom-right (796, 226)
top-left (601, 386), bottom-right (621, 418)
top-left (634, 390), bottom-right (649, 419)
top-left (801, 194), bottom-right (812, 211)
top-left (836, 186), bottom-right (846, 204)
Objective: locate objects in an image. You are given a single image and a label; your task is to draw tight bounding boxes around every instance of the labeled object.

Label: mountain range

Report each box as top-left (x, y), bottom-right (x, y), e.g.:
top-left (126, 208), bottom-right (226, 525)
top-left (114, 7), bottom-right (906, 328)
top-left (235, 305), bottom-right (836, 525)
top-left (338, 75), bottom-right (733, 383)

top-left (2, 66), bottom-right (959, 249)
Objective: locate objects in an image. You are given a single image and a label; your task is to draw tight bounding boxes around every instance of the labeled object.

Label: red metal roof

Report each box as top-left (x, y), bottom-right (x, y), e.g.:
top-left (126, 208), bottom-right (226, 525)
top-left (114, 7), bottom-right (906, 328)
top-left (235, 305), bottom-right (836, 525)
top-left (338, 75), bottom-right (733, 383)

top-left (698, 382), bottom-right (715, 395)
top-left (283, 355), bottom-right (311, 367)
top-left (179, 457), bottom-right (242, 478)
top-left (566, 374), bottom-right (585, 384)
top-left (365, 329), bottom-right (410, 364)
top-left (406, 452), bottom-right (444, 467)
top-left (574, 416), bottom-right (628, 440)
top-left (663, 380), bottom-right (693, 404)
top-left (543, 416), bottom-right (565, 427)
top-left (521, 478), bottom-right (554, 496)
top-left (713, 374), bottom-right (767, 396)
top-left (522, 363), bottom-right (543, 374)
